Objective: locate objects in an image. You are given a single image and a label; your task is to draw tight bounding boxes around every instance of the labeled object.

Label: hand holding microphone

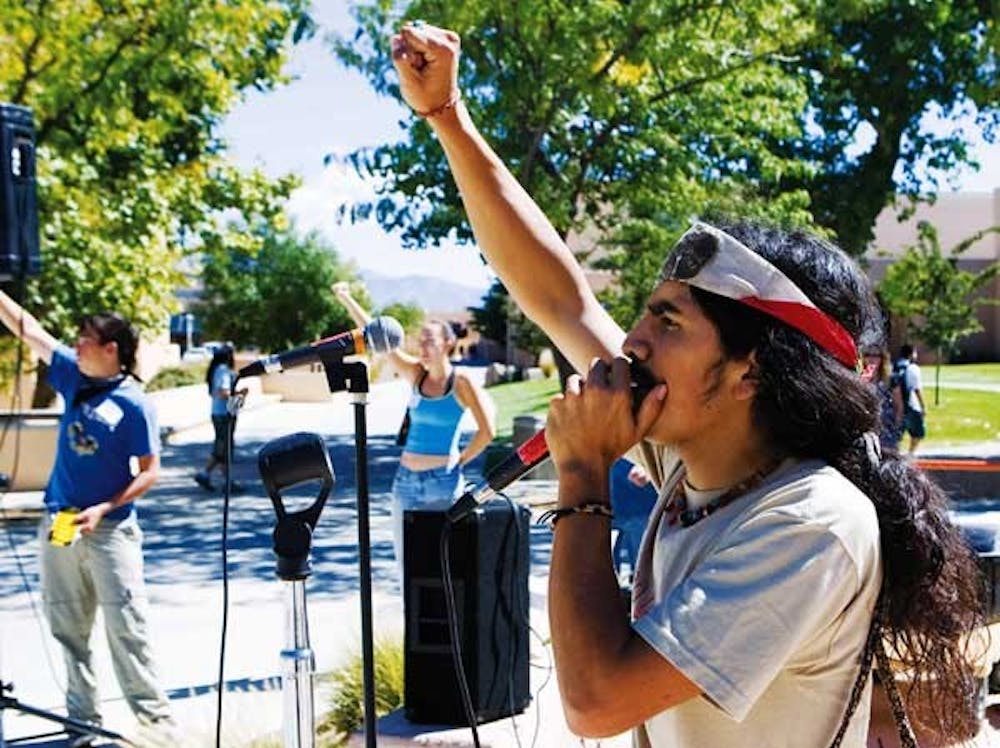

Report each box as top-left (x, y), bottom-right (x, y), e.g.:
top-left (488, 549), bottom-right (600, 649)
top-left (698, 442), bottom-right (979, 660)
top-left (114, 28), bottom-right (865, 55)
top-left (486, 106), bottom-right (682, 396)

top-left (547, 357), bottom-right (665, 481)
top-left (446, 358), bottom-right (664, 522)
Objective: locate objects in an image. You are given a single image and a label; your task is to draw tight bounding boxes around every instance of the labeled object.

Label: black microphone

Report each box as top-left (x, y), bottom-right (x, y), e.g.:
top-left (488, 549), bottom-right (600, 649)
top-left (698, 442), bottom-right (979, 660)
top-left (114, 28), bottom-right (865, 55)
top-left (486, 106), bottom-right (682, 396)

top-left (446, 360), bottom-right (659, 522)
top-left (237, 316), bottom-right (404, 378)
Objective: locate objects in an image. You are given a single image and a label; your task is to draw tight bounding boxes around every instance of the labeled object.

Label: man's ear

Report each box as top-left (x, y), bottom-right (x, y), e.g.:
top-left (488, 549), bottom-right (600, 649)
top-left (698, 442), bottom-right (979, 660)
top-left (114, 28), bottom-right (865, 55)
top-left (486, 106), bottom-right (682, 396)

top-left (733, 351), bottom-right (759, 401)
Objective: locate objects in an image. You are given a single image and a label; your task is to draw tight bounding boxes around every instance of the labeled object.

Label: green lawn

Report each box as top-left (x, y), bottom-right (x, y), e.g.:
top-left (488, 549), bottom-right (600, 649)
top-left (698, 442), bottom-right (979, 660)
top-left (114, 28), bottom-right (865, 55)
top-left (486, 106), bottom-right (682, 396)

top-left (933, 362), bottom-right (1000, 386)
top-left (487, 376), bottom-right (562, 439)
top-left (484, 372), bottom-right (998, 448)
top-left (920, 388), bottom-right (1000, 447)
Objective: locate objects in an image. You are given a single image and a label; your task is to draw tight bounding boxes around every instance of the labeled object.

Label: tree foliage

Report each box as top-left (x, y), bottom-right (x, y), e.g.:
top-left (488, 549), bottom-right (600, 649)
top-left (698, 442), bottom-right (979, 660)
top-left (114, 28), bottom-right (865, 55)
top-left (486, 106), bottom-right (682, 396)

top-left (879, 221), bottom-right (999, 392)
top-left (781, 1), bottom-right (999, 255)
top-left (469, 279), bottom-right (548, 354)
top-left (196, 228), bottom-right (367, 353)
top-left (335, 1), bottom-right (997, 333)
top-left (334, 0), bottom-right (822, 327)
top-left (377, 301), bottom-right (425, 336)
top-left (0, 0), bottom-right (312, 339)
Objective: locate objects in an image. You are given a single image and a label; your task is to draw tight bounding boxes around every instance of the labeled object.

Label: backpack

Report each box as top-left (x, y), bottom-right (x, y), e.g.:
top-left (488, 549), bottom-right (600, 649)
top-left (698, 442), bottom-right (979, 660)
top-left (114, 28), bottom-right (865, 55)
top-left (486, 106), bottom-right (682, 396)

top-left (890, 359), bottom-right (910, 407)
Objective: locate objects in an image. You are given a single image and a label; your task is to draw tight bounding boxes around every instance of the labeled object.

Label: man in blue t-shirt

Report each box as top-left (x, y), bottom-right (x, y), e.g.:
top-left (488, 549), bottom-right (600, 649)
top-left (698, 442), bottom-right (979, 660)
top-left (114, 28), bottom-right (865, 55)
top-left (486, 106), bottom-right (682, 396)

top-left (0, 290), bottom-right (174, 746)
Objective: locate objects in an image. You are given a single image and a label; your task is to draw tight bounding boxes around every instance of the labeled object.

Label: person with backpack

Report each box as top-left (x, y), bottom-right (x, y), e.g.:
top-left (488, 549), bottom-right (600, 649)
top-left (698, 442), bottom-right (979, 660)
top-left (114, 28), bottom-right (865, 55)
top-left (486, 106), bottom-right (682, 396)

top-left (0, 290), bottom-right (175, 746)
top-left (893, 344), bottom-right (926, 455)
top-left (861, 345), bottom-right (903, 451)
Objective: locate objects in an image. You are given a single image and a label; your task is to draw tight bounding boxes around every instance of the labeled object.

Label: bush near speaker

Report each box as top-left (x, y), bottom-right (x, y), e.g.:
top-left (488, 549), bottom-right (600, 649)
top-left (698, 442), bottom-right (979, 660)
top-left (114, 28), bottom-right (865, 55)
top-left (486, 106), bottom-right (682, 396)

top-left (403, 504), bottom-right (531, 726)
top-left (0, 103), bottom-right (40, 280)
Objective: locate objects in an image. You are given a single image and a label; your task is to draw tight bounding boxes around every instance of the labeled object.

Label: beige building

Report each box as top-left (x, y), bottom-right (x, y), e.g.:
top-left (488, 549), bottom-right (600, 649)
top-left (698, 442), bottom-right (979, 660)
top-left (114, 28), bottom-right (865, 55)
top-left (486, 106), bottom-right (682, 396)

top-left (867, 189), bottom-right (999, 361)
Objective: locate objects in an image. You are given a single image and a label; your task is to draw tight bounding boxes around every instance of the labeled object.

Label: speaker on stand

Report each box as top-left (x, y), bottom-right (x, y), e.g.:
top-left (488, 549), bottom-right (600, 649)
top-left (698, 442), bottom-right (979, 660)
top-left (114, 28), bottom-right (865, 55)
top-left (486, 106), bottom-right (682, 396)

top-left (403, 503), bottom-right (531, 726)
top-left (0, 103), bottom-right (40, 282)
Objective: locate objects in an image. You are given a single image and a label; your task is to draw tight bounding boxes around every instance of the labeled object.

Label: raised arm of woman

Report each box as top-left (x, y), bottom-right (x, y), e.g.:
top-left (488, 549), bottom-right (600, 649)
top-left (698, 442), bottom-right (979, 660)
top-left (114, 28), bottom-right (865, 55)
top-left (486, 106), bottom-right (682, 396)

top-left (390, 24), bottom-right (624, 374)
top-left (0, 289), bottom-right (58, 365)
top-left (331, 282), bottom-right (423, 384)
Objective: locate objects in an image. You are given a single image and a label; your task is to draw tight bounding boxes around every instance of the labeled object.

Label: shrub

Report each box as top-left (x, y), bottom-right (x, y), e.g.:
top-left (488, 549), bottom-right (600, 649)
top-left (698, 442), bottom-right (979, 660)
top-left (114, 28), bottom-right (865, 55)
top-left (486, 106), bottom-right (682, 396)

top-left (146, 362), bottom-right (208, 392)
top-left (318, 637), bottom-right (404, 744)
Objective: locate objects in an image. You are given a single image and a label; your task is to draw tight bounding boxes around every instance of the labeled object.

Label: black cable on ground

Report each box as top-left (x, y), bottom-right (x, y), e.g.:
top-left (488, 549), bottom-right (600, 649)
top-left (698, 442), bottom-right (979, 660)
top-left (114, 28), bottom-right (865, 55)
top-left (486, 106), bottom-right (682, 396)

top-left (439, 519), bottom-right (482, 748)
top-left (214, 412), bottom-right (236, 748)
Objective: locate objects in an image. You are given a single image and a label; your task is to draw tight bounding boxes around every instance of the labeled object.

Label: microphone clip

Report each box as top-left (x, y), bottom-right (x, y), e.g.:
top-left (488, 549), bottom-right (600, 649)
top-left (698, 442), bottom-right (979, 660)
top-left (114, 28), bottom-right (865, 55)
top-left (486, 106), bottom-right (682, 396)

top-left (259, 432), bottom-right (335, 581)
top-left (321, 355), bottom-right (369, 395)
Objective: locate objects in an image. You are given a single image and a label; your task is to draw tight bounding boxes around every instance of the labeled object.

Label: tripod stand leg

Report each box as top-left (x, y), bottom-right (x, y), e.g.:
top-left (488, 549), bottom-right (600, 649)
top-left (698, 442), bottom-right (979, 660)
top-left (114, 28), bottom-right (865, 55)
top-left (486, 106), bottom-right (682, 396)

top-left (0, 693), bottom-right (126, 746)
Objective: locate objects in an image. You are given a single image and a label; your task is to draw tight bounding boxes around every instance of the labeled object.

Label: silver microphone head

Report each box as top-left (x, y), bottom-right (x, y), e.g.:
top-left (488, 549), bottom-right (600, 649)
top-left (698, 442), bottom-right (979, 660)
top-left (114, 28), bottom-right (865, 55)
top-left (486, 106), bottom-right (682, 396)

top-left (364, 316), bottom-right (404, 354)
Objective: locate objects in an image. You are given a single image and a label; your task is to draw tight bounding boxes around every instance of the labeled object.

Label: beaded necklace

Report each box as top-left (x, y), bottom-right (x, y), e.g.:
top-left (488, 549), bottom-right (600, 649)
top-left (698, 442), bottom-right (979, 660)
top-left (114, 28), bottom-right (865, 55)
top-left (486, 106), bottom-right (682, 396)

top-left (665, 461), bottom-right (781, 528)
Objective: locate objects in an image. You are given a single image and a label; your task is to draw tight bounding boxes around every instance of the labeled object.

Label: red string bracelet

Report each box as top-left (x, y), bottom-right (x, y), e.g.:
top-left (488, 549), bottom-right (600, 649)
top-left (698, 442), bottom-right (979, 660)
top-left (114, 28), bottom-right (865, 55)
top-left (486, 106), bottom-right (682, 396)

top-left (415, 91), bottom-right (461, 119)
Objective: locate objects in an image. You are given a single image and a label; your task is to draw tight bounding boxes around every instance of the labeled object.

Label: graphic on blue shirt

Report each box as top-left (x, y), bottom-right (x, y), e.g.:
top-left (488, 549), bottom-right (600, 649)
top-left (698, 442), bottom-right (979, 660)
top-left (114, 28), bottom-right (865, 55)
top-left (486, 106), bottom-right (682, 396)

top-left (44, 345), bottom-right (160, 521)
top-left (67, 421), bottom-right (99, 455)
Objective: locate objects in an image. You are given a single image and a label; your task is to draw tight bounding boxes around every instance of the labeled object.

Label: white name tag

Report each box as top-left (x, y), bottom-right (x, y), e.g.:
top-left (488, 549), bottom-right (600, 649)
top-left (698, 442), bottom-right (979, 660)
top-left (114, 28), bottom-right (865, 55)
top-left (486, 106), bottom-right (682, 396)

top-left (93, 398), bottom-right (124, 429)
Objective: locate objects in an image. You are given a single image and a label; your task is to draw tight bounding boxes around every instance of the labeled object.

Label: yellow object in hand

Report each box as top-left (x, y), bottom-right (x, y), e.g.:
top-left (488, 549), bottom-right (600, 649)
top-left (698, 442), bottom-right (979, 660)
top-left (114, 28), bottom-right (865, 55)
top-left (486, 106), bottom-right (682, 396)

top-left (49, 508), bottom-right (79, 547)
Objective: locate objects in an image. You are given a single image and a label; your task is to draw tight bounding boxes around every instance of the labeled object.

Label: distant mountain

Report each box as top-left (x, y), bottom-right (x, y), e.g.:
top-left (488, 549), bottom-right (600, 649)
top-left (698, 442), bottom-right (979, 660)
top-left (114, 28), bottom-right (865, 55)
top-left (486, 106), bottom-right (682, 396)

top-left (359, 271), bottom-right (488, 313)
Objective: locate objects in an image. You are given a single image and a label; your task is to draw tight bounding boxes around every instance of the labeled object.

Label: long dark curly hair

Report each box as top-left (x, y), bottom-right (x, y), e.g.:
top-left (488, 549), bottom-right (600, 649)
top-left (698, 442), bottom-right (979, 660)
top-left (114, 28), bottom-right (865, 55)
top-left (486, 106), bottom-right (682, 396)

top-left (687, 220), bottom-right (983, 739)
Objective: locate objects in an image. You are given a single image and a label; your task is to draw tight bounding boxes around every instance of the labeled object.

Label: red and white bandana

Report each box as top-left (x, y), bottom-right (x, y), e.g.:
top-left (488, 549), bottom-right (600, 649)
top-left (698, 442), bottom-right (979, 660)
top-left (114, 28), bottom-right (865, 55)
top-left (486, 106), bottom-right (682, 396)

top-left (659, 222), bottom-right (859, 370)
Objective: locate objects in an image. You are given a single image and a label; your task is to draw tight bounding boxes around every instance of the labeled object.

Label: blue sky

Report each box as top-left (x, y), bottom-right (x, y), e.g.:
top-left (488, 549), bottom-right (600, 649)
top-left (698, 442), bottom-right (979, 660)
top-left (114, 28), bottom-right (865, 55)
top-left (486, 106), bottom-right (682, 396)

top-left (221, 3), bottom-right (1000, 296)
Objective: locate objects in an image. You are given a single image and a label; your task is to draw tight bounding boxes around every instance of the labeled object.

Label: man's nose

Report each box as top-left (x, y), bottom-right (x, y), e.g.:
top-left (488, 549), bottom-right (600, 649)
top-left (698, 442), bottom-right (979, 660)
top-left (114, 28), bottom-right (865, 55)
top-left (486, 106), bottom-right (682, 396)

top-left (622, 328), bottom-right (650, 363)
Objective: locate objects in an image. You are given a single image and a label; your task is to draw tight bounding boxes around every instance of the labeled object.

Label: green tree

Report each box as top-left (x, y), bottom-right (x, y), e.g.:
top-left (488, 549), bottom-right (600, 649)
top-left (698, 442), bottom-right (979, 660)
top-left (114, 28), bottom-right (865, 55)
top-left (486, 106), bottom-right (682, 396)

top-left (782, 1), bottom-right (999, 255)
top-left (334, 0), bottom-right (821, 330)
top-left (469, 279), bottom-right (548, 358)
top-left (469, 280), bottom-right (508, 347)
top-left (878, 221), bottom-right (999, 403)
top-left (197, 228), bottom-right (369, 352)
top-left (0, 0), bottom-right (311, 343)
top-left (377, 301), bottom-right (425, 337)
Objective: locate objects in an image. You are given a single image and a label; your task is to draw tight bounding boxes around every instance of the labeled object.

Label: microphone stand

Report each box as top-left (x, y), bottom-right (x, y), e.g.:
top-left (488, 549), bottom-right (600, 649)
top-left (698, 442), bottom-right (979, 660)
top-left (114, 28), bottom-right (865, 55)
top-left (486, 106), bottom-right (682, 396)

top-left (321, 356), bottom-right (377, 748)
top-left (259, 433), bottom-right (334, 748)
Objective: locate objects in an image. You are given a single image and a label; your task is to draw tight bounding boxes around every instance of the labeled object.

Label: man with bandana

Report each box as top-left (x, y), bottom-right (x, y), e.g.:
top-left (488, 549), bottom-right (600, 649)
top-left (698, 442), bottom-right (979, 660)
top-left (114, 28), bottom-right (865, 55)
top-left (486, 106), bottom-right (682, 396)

top-left (384, 23), bottom-right (983, 747)
top-left (0, 290), bottom-right (174, 747)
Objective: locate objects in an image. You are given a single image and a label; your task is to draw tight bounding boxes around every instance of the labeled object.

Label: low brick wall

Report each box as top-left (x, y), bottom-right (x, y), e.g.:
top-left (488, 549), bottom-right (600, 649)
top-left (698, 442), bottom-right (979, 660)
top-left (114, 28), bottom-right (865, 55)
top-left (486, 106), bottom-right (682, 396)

top-left (0, 411), bottom-right (59, 491)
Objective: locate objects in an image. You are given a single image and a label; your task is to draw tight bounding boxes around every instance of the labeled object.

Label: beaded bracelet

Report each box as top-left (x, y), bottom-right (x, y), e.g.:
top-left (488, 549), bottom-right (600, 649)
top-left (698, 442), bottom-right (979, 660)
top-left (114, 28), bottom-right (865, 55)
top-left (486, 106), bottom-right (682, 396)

top-left (415, 91), bottom-right (461, 119)
top-left (537, 503), bottom-right (613, 529)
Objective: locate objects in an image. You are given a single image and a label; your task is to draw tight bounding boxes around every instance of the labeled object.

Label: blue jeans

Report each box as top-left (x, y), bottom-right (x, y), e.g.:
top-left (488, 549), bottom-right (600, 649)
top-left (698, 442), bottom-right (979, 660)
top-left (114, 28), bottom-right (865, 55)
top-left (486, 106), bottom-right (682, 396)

top-left (390, 464), bottom-right (464, 568)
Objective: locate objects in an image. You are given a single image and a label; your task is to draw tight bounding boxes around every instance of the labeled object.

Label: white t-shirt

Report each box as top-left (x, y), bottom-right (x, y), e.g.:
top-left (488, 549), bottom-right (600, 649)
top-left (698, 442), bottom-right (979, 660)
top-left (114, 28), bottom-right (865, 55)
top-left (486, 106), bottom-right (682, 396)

top-left (628, 447), bottom-right (882, 748)
top-left (904, 363), bottom-right (923, 412)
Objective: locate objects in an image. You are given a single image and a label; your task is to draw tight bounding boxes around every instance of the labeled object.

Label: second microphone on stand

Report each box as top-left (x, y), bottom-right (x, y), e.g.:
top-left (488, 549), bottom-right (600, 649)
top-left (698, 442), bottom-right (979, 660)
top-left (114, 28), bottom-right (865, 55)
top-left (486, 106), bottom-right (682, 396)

top-left (237, 316), bottom-right (404, 379)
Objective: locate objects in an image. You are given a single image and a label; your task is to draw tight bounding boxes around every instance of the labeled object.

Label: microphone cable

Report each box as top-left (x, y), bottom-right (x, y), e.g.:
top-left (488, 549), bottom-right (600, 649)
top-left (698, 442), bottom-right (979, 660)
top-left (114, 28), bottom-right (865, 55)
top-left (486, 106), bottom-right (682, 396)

top-left (214, 384), bottom-right (241, 748)
top-left (438, 491), bottom-right (533, 748)
top-left (499, 494), bottom-right (527, 748)
top-left (439, 517), bottom-right (482, 748)
top-left (497, 492), bottom-right (553, 748)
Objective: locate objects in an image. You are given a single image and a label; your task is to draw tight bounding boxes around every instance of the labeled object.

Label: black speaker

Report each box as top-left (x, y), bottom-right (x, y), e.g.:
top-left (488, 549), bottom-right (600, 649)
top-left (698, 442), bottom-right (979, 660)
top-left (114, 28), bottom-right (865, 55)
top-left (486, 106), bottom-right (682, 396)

top-left (403, 503), bottom-right (531, 726)
top-left (0, 103), bottom-right (41, 281)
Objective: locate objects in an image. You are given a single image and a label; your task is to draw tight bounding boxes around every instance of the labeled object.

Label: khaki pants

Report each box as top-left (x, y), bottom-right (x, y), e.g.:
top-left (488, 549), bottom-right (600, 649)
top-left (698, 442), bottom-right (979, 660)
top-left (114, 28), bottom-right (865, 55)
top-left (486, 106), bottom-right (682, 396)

top-left (38, 513), bottom-right (171, 726)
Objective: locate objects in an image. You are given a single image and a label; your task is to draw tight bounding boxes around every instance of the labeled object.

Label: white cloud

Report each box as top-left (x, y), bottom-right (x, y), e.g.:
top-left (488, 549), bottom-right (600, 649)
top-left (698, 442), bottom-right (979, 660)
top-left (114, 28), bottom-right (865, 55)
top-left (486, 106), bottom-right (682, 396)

top-left (286, 162), bottom-right (494, 289)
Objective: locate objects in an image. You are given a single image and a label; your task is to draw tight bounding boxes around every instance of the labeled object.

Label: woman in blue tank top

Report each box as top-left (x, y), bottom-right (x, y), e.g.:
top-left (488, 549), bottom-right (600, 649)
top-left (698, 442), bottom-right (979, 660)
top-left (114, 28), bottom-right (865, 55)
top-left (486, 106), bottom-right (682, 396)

top-left (333, 283), bottom-right (496, 565)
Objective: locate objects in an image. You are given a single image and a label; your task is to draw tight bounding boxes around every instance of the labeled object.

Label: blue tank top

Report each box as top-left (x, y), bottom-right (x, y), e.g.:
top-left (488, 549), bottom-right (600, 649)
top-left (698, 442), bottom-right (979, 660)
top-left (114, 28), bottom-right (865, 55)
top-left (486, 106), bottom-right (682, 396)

top-left (404, 372), bottom-right (466, 458)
